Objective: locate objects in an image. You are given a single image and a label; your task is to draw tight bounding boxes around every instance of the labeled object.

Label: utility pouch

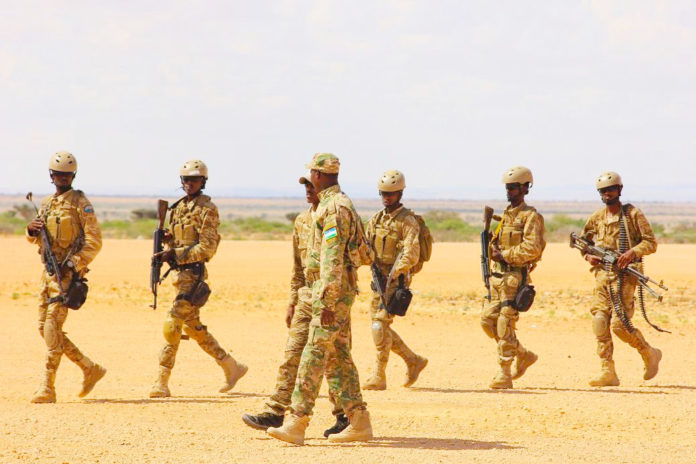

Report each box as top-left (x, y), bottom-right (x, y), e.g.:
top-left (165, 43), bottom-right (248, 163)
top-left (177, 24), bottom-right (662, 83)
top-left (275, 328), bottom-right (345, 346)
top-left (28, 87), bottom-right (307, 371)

top-left (386, 274), bottom-right (412, 317)
top-left (187, 280), bottom-right (211, 306)
top-left (65, 275), bottom-right (89, 310)
top-left (513, 267), bottom-right (535, 312)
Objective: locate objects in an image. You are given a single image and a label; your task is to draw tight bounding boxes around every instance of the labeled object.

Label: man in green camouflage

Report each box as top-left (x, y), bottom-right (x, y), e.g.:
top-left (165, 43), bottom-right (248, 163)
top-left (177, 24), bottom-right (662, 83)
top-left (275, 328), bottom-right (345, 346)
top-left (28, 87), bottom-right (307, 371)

top-left (242, 171), bottom-right (347, 437)
top-left (581, 171), bottom-right (661, 387)
top-left (267, 153), bottom-right (373, 445)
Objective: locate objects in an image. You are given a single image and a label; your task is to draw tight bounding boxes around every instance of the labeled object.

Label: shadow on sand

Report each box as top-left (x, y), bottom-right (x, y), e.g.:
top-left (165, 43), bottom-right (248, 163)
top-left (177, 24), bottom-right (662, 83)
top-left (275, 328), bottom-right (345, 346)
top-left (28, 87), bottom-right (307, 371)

top-left (410, 387), bottom-right (543, 395)
top-left (302, 436), bottom-right (521, 450)
top-left (523, 387), bottom-right (668, 395)
top-left (79, 392), bottom-right (266, 404)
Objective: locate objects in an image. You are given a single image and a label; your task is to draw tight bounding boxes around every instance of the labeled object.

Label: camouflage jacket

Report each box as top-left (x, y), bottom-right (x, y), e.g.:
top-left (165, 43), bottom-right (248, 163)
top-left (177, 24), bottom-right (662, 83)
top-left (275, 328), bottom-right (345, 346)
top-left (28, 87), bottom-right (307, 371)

top-left (582, 204), bottom-right (657, 259)
top-left (168, 194), bottom-right (221, 265)
top-left (366, 206), bottom-right (420, 277)
top-left (26, 189), bottom-right (102, 273)
top-left (492, 201), bottom-right (546, 271)
top-left (306, 184), bottom-right (360, 313)
top-left (289, 206), bottom-right (314, 306)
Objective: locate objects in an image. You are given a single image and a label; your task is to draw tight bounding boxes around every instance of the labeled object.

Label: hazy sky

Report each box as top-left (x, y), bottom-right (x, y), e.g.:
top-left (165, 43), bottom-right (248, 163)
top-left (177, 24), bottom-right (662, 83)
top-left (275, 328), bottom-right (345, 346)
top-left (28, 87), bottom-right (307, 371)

top-left (2, 1), bottom-right (694, 201)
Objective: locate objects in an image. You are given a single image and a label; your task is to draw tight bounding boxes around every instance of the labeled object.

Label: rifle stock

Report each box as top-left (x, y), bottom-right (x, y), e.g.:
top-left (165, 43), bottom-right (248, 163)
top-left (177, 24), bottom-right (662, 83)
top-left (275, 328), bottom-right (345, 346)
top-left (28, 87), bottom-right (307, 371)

top-left (150, 199), bottom-right (169, 309)
top-left (481, 206), bottom-right (494, 301)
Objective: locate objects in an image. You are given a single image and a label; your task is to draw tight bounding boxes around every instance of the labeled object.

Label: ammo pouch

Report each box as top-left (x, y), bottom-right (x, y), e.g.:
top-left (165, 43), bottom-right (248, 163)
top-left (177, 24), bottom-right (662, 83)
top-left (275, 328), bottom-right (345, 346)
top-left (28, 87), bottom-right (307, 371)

top-left (65, 274), bottom-right (89, 310)
top-left (176, 263), bottom-right (211, 306)
top-left (386, 275), bottom-right (413, 317)
top-left (513, 267), bottom-right (535, 312)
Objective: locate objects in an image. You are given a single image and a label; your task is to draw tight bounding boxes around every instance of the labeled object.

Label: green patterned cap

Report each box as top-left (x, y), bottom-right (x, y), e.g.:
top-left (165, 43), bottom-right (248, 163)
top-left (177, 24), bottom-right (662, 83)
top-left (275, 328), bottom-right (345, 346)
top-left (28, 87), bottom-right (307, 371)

top-left (306, 152), bottom-right (340, 174)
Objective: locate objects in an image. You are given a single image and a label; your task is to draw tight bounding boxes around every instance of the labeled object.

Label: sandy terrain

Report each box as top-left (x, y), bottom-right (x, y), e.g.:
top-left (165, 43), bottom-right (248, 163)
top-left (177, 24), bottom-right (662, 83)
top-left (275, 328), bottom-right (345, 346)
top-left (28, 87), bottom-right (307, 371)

top-left (1, 237), bottom-right (695, 463)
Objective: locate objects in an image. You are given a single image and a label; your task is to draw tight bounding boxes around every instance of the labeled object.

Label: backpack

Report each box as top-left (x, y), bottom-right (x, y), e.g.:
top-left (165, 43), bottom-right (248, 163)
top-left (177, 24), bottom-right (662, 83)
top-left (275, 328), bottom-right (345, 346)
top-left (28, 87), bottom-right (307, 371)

top-left (399, 209), bottom-right (433, 274)
top-left (347, 212), bottom-right (375, 267)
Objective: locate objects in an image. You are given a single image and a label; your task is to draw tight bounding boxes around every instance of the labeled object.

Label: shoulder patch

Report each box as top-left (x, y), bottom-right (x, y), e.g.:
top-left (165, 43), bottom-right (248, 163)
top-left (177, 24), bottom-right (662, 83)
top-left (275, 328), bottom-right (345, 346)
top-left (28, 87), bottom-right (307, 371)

top-left (83, 205), bottom-right (95, 214)
top-left (324, 226), bottom-right (338, 242)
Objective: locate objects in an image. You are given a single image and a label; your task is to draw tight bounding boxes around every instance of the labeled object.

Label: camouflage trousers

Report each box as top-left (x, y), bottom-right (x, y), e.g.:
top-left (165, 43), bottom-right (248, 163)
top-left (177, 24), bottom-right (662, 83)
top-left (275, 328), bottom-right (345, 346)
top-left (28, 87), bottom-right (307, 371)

top-left (158, 269), bottom-right (227, 370)
top-left (264, 286), bottom-right (341, 416)
top-left (290, 278), bottom-right (365, 417)
top-left (480, 271), bottom-right (530, 367)
top-left (590, 270), bottom-right (651, 361)
top-left (38, 270), bottom-right (93, 375)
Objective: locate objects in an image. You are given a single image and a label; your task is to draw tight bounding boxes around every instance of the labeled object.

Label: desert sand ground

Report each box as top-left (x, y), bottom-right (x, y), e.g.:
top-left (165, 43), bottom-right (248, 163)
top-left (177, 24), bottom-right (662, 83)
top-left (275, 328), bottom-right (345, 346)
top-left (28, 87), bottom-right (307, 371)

top-left (1, 237), bottom-right (695, 463)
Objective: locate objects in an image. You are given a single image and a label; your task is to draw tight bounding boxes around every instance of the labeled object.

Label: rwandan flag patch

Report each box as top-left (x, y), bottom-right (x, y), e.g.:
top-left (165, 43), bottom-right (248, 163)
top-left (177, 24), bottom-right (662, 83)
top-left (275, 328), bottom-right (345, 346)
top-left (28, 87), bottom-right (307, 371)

top-left (324, 227), bottom-right (338, 242)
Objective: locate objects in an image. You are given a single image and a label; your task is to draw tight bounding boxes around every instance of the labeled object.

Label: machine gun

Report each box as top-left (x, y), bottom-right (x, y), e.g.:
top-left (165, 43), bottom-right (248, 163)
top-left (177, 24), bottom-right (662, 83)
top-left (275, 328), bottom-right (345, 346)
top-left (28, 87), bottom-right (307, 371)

top-left (569, 232), bottom-right (668, 301)
top-left (150, 200), bottom-right (169, 309)
top-left (480, 206), bottom-right (501, 301)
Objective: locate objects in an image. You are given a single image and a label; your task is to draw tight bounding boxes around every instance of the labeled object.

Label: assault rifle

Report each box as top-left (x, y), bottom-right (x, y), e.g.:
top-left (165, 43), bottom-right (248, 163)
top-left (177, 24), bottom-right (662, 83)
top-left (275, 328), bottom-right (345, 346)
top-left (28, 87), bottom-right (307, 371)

top-left (370, 262), bottom-right (389, 310)
top-left (569, 232), bottom-right (668, 301)
top-left (150, 200), bottom-right (169, 309)
top-left (26, 192), bottom-right (67, 299)
top-left (480, 206), bottom-right (501, 301)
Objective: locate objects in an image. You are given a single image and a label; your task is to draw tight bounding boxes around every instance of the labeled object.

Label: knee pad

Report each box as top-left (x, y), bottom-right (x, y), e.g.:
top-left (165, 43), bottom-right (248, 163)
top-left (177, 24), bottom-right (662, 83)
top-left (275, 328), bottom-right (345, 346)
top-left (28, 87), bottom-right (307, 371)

top-left (480, 318), bottom-right (497, 339)
top-left (43, 323), bottom-right (63, 351)
top-left (371, 321), bottom-right (390, 351)
top-left (496, 314), bottom-right (513, 340)
top-left (163, 317), bottom-right (183, 345)
top-left (183, 320), bottom-right (207, 342)
top-left (592, 313), bottom-right (610, 337)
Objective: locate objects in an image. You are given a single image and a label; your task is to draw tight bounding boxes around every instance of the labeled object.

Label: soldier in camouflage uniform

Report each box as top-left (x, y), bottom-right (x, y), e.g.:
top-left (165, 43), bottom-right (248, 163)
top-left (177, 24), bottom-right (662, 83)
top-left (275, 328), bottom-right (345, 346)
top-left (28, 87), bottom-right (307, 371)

top-left (481, 166), bottom-right (545, 389)
top-left (242, 171), bottom-right (347, 437)
top-left (581, 171), bottom-right (661, 387)
top-left (362, 170), bottom-right (428, 390)
top-left (150, 159), bottom-right (247, 398)
top-left (267, 153), bottom-right (373, 445)
top-left (26, 152), bottom-right (106, 403)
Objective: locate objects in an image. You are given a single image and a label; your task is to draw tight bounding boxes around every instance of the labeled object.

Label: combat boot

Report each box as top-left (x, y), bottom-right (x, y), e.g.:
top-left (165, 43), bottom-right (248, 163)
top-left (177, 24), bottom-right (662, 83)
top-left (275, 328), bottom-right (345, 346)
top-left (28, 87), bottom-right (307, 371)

top-left (267, 414), bottom-right (310, 445)
top-left (640, 347), bottom-right (662, 381)
top-left (323, 414), bottom-right (349, 438)
top-left (78, 362), bottom-right (107, 398)
top-left (218, 354), bottom-right (248, 393)
top-left (242, 412), bottom-right (284, 431)
top-left (328, 408), bottom-right (373, 443)
top-left (512, 350), bottom-right (538, 380)
top-left (149, 366), bottom-right (172, 398)
top-left (403, 355), bottom-right (428, 387)
top-left (31, 370), bottom-right (57, 404)
top-left (589, 360), bottom-right (620, 387)
top-left (362, 359), bottom-right (387, 390)
top-left (489, 364), bottom-right (513, 389)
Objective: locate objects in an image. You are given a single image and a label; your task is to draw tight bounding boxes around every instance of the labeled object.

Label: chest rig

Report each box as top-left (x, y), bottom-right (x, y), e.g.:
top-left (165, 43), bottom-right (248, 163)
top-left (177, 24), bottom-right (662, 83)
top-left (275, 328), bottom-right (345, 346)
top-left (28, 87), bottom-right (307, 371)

top-left (373, 208), bottom-right (408, 265)
top-left (170, 196), bottom-right (205, 247)
top-left (44, 190), bottom-right (83, 257)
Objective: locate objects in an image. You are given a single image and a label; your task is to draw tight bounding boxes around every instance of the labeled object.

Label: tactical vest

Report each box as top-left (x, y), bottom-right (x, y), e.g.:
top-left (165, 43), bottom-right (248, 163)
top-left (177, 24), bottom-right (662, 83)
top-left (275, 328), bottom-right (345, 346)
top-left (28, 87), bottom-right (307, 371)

top-left (497, 206), bottom-right (538, 251)
top-left (44, 190), bottom-right (84, 251)
top-left (170, 195), bottom-right (218, 248)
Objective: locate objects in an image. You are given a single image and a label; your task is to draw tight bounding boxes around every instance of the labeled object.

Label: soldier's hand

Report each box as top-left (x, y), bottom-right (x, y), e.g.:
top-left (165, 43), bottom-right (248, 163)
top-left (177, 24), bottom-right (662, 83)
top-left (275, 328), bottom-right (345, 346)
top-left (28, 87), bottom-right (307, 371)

top-left (162, 229), bottom-right (172, 241)
top-left (27, 218), bottom-right (45, 236)
top-left (617, 249), bottom-right (636, 269)
top-left (320, 309), bottom-right (335, 327)
top-left (585, 254), bottom-right (601, 266)
top-left (285, 304), bottom-right (295, 328)
top-left (154, 249), bottom-right (176, 263)
top-left (491, 244), bottom-right (504, 263)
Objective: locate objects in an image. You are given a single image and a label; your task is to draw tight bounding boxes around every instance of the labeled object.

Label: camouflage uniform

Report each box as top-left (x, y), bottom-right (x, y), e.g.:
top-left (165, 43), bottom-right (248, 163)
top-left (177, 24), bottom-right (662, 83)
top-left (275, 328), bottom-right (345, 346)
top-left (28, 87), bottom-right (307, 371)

top-left (582, 205), bottom-right (659, 382)
top-left (263, 207), bottom-right (341, 416)
top-left (26, 189), bottom-right (103, 400)
top-left (480, 202), bottom-right (545, 386)
top-left (364, 206), bottom-right (425, 387)
top-left (152, 193), bottom-right (244, 396)
top-left (289, 184), bottom-right (366, 417)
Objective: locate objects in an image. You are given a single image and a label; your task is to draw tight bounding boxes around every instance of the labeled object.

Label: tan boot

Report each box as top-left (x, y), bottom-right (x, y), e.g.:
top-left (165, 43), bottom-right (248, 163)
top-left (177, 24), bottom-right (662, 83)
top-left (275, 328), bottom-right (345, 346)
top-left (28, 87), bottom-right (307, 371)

top-left (31, 370), bottom-right (56, 404)
top-left (267, 413), bottom-right (309, 445)
top-left (362, 362), bottom-right (387, 390)
top-left (640, 347), bottom-right (662, 381)
top-left (149, 366), bottom-right (172, 398)
top-left (328, 408), bottom-right (373, 443)
top-left (489, 364), bottom-right (512, 389)
top-left (512, 350), bottom-right (538, 380)
top-left (218, 354), bottom-right (248, 393)
top-left (403, 355), bottom-right (428, 387)
top-left (78, 363), bottom-right (107, 398)
top-left (589, 360), bottom-right (620, 387)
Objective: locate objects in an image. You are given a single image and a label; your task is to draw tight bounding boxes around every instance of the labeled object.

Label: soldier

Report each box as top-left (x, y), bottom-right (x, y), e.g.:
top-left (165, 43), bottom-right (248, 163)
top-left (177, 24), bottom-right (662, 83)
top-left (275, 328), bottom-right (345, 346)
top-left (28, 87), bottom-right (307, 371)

top-left (26, 152), bottom-right (106, 403)
top-left (582, 171), bottom-right (661, 387)
top-left (362, 170), bottom-right (428, 390)
top-left (242, 171), bottom-right (348, 437)
top-left (267, 153), bottom-right (373, 445)
top-left (149, 159), bottom-right (247, 398)
top-left (480, 166), bottom-right (545, 389)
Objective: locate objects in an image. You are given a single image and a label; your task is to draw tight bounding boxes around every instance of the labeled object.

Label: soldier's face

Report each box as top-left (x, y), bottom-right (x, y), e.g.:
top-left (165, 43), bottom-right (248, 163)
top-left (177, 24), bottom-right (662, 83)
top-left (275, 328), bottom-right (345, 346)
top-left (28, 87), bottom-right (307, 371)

top-left (304, 182), bottom-right (319, 205)
top-left (505, 183), bottom-right (522, 202)
top-left (181, 176), bottom-right (205, 195)
top-left (50, 170), bottom-right (74, 189)
top-left (599, 185), bottom-right (621, 205)
top-left (379, 191), bottom-right (401, 207)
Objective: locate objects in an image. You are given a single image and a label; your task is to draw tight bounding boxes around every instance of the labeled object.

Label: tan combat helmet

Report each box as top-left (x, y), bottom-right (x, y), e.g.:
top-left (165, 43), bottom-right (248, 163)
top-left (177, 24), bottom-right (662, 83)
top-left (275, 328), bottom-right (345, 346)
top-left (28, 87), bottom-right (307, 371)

top-left (49, 151), bottom-right (77, 173)
top-left (378, 170), bottom-right (406, 192)
top-left (595, 171), bottom-right (622, 189)
top-left (501, 166), bottom-right (533, 185)
top-left (180, 159), bottom-right (208, 179)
